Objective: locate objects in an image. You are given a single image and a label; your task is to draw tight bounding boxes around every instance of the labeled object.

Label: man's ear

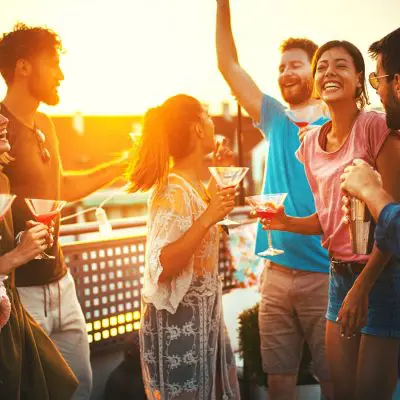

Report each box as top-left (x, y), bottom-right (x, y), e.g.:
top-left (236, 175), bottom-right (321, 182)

top-left (15, 58), bottom-right (32, 78)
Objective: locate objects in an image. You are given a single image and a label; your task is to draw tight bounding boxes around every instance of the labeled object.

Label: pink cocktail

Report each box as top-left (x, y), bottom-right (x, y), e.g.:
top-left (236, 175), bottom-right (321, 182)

top-left (255, 202), bottom-right (278, 220)
top-left (34, 211), bottom-right (59, 226)
top-left (292, 121), bottom-right (310, 128)
top-left (25, 198), bottom-right (67, 260)
top-left (246, 194), bottom-right (287, 256)
top-left (284, 105), bottom-right (324, 131)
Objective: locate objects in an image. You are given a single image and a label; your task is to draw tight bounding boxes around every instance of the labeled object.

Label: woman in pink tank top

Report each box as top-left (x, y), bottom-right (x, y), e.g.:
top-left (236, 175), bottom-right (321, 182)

top-left (262, 41), bottom-right (400, 399)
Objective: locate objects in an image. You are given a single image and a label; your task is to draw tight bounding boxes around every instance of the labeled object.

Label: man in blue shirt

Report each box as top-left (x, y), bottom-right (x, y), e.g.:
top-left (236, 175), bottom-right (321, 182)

top-left (215, 1), bottom-right (332, 398)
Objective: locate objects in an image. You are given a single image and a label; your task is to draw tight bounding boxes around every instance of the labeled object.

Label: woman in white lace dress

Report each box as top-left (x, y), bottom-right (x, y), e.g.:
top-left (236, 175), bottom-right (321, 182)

top-left (127, 94), bottom-right (241, 400)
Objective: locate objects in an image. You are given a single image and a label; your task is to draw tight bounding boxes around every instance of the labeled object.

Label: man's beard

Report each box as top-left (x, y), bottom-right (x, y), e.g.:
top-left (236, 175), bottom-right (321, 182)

top-left (28, 75), bottom-right (60, 106)
top-left (385, 87), bottom-right (400, 130)
top-left (279, 78), bottom-right (314, 105)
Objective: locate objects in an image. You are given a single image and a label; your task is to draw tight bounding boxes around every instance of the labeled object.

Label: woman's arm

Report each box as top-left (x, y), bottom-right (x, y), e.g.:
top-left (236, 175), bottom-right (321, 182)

top-left (159, 186), bottom-right (236, 281)
top-left (0, 223), bottom-right (50, 275)
top-left (261, 207), bottom-right (323, 235)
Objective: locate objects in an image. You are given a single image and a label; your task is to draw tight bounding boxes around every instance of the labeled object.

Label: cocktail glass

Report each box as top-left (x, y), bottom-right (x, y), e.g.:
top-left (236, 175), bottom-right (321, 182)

top-left (208, 166), bottom-right (249, 226)
top-left (284, 104), bottom-right (322, 129)
top-left (246, 193), bottom-right (287, 256)
top-left (25, 198), bottom-right (67, 260)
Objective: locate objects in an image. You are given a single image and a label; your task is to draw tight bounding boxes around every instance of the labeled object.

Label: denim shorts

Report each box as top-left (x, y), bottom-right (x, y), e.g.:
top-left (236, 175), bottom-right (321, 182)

top-left (326, 257), bottom-right (400, 337)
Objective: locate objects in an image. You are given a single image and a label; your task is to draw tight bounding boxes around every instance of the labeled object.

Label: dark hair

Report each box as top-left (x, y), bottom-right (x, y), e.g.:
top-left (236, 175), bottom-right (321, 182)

top-left (280, 38), bottom-right (319, 63)
top-left (369, 28), bottom-right (400, 78)
top-left (127, 94), bottom-right (204, 193)
top-left (312, 40), bottom-right (370, 109)
top-left (0, 23), bottom-right (63, 85)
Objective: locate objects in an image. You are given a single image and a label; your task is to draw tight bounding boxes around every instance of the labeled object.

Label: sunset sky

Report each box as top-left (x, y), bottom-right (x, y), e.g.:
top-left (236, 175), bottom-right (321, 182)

top-left (1, 0), bottom-right (399, 115)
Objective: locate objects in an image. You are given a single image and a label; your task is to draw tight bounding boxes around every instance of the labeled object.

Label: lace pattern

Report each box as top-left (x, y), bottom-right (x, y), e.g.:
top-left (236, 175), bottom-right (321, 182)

top-left (140, 174), bottom-right (240, 399)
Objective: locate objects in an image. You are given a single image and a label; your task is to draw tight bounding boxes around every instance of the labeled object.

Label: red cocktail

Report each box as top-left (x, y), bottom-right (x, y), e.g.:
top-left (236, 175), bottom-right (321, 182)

top-left (246, 194), bottom-right (287, 256)
top-left (256, 202), bottom-right (278, 220)
top-left (25, 198), bottom-right (67, 260)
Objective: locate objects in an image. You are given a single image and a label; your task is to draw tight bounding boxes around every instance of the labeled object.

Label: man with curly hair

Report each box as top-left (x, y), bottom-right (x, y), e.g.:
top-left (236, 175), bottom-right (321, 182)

top-left (215, 2), bottom-right (332, 399)
top-left (0, 23), bottom-right (127, 400)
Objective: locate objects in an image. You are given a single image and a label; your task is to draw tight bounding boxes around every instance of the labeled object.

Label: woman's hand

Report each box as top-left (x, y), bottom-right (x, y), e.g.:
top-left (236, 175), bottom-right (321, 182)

top-left (200, 187), bottom-right (236, 227)
top-left (337, 285), bottom-right (369, 339)
top-left (260, 205), bottom-right (290, 231)
top-left (16, 222), bottom-right (51, 263)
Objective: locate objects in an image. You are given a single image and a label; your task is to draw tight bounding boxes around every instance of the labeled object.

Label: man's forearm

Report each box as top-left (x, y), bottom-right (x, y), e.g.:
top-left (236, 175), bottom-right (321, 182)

top-left (216, 0), bottom-right (239, 71)
top-left (61, 158), bottom-right (126, 202)
top-left (360, 187), bottom-right (394, 222)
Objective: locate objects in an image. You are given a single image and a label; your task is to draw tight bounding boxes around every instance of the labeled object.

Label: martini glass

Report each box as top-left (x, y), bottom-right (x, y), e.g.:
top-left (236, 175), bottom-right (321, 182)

top-left (284, 104), bottom-right (323, 129)
top-left (25, 198), bottom-right (67, 260)
top-left (208, 166), bottom-right (249, 226)
top-left (246, 193), bottom-right (287, 256)
top-left (0, 194), bottom-right (16, 281)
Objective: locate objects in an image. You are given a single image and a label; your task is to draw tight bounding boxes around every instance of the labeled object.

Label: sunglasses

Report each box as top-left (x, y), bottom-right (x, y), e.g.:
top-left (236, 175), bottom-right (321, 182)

top-left (33, 127), bottom-right (51, 163)
top-left (368, 72), bottom-right (392, 90)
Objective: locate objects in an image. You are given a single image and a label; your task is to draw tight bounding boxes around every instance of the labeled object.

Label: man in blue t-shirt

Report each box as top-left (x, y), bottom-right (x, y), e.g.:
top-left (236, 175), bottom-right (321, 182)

top-left (216, 1), bottom-right (332, 398)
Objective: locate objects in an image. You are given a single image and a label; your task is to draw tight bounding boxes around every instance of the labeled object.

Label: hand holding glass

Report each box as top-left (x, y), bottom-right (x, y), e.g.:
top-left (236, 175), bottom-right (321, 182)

top-left (209, 166), bottom-right (249, 226)
top-left (25, 198), bottom-right (66, 260)
top-left (246, 193), bottom-right (287, 256)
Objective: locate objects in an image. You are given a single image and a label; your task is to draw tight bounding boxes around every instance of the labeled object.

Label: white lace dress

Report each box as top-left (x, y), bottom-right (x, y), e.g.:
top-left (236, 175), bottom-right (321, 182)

top-left (140, 174), bottom-right (240, 400)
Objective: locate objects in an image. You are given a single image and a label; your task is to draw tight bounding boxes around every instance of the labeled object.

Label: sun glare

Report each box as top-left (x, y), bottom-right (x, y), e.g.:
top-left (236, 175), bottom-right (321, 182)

top-left (1, 0), bottom-right (399, 115)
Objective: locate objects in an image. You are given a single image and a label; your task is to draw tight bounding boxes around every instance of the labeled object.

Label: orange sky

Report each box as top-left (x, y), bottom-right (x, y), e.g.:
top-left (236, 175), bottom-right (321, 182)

top-left (1, 0), bottom-right (399, 115)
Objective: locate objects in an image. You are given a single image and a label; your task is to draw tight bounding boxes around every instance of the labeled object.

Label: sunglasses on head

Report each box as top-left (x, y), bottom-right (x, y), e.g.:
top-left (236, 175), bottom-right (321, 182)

top-left (368, 72), bottom-right (392, 90)
top-left (33, 127), bottom-right (51, 163)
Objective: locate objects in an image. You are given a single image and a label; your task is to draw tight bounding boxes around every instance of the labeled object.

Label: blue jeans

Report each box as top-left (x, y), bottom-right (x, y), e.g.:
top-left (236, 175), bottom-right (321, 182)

top-left (326, 258), bottom-right (400, 337)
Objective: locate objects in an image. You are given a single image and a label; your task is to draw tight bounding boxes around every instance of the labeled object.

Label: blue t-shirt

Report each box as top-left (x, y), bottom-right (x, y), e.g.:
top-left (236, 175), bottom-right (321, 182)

top-left (255, 94), bottom-right (329, 273)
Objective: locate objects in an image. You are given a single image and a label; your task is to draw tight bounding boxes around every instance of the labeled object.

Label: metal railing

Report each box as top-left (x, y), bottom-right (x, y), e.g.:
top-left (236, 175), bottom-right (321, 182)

top-left (61, 207), bottom-right (251, 353)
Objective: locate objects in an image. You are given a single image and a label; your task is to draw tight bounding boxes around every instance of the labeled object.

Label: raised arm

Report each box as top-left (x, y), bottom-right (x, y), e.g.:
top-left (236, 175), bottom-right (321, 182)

top-left (216, 0), bottom-right (263, 122)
